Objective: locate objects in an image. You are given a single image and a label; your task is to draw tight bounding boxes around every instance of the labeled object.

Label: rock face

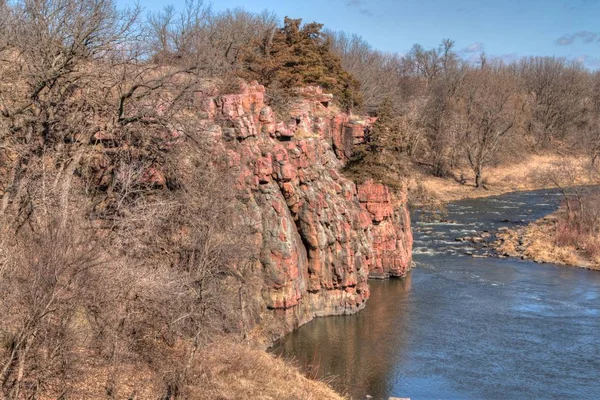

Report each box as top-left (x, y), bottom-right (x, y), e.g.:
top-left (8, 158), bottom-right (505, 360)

top-left (197, 82), bottom-right (412, 339)
top-left (358, 180), bottom-right (413, 278)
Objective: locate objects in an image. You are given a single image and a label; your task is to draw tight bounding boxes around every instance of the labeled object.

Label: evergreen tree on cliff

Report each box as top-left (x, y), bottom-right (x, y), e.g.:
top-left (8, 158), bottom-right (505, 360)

top-left (242, 17), bottom-right (362, 111)
top-left (344, 97), bottom-right (408, 187)
top-left (366, 97), bottom-right (397, 153)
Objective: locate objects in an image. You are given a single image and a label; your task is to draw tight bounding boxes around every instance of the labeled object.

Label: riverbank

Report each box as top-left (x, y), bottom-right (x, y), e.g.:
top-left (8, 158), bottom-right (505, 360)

top-left (493, 212), bottom-right (600, 270)
top-left (413, 154), bottom-right (600, 203)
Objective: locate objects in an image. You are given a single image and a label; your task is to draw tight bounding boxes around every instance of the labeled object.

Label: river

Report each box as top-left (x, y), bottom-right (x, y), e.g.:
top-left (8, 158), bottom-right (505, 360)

top-left (272, 189), bottom-right (600, 399)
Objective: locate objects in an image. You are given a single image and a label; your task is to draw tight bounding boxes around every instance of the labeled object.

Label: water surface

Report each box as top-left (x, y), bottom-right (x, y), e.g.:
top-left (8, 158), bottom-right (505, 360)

top-left (272, 189), bottom-right (600, 399)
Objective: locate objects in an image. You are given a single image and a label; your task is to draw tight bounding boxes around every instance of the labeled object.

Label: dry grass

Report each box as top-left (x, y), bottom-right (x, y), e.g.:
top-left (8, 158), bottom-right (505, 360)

top-left (189, 342), bottom-right (345, 400)
top-left (414, 153), bottom-right (600, 203)
top-left (36, 341), bottom-right (344, 400)
top-left (494, 214), bottom-right (600, 270)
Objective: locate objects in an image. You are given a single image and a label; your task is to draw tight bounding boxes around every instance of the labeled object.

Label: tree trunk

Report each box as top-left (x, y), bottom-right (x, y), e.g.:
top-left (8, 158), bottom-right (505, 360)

top-left (475, 169), bottom-right (482, 189)
top-left (59, 149), bottom-right (84, 229)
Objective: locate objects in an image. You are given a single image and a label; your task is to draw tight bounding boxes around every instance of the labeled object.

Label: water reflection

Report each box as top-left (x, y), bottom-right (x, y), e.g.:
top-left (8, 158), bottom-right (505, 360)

top-left (273, 277), bottom-right (413, 398)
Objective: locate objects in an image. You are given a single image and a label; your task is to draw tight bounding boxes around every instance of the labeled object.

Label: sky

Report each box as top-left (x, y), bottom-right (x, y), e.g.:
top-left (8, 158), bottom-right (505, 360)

top-left (116, 0), bottom-right (600, 69)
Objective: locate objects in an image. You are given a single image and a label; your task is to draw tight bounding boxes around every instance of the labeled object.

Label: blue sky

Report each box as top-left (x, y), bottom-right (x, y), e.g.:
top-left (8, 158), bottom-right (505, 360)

top-left (118, 0), bottom-right (600, 68)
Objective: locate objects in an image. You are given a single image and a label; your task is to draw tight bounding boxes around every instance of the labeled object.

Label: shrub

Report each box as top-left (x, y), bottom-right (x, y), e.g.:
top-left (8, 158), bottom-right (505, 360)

top-left (554, 189), bottom-right (600, 259)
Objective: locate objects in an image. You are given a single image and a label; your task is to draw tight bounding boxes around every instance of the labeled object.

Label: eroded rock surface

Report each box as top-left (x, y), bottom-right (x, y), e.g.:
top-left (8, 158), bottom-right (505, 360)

top-left (197, 82), bottom-right (413, 339)
top-left (358, 180), bottom-right (413, 278)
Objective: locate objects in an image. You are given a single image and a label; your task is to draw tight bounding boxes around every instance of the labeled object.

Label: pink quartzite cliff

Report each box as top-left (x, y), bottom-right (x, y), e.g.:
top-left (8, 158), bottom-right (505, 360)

top-left (197, 82), bottom-right (412, 339)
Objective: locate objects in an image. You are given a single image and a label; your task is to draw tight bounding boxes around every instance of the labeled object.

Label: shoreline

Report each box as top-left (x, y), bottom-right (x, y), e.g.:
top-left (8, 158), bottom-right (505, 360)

top-left (493, 213), bottom-right (600, 271)
top-left (412, 154), bottom-right (600, 204)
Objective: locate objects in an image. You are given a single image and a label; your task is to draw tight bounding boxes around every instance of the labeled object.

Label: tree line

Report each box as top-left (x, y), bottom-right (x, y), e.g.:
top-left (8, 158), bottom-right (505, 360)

top-left (329, 33), bottom-right (600, 187)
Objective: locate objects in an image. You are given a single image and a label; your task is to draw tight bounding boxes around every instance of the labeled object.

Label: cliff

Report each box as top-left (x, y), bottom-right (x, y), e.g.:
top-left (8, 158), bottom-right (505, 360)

top-left (197, 82), bottom-right (413, 339)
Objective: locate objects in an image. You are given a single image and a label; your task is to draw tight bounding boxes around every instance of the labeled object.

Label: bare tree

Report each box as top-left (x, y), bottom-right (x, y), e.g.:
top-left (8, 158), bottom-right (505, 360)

top-left (0, 0), bottom-right (140, 223)
top-left (406, 40), bottom-right (458, 86)
top-left (0, 219), bottom-right (105, 398)
top-left (417, 60), bottom-right (465, 177)
top-left (580, 72), bottom-right (600, 166)
top-left (147, 1), bottom-right (276, 78)
top-left (326, 30), bottom-right (409, 111)
top-left (455, 68), bottom-right (521, 188)
top-left (519, 57), bottom-right (588, 148)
